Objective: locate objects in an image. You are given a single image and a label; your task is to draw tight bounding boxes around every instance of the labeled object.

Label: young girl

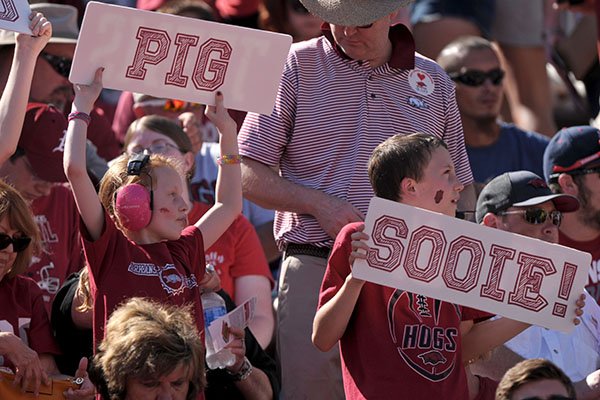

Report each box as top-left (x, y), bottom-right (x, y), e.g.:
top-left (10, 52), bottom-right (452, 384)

top-left (63, 68), bottom-right (242, 351)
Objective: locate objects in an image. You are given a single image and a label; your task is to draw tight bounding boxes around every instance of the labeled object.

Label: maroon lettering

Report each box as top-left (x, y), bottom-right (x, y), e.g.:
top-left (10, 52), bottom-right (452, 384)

top-left (192, 38), bottom-right (232, 92)
top-left (368, 216), bottom-right (408, 272)
top-left (404, 227), bottom-right (446, 282)
top-left (442, 236), bottom-right (484, 293)
top-left (126, 27), bottom-right (171, 80)
top-left (165, 33), bottom-right (199, 87)
top-left (558, 262), bottom-right (577, 301)
top-left (0, 0), bottom-right (18, 22)
top-left (508, 253), bottom-right (557, 311)
top-left (480, 245), bottom-right (515, 302)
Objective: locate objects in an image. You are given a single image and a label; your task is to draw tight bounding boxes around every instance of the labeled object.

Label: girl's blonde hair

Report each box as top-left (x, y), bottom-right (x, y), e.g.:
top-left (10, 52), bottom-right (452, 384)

top-left (98, 153), bottom-right (184, 230)
top-left (0, 180), bottom-right (41, 278)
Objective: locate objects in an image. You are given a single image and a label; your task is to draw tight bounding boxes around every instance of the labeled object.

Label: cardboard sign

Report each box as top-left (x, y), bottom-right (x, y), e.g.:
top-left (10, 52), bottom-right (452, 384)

top-left (207, 297), bottom-right (256, 352)
top-left (70, 2), bottom-right (292, 114)
top-left (353, 197), bottom-right (591, 333)
top-left (0, 0), bottom-right (31, 35)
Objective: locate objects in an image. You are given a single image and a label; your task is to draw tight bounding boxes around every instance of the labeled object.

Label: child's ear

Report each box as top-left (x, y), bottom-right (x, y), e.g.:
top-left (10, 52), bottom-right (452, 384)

top-left (400, 177), bottom-right (417, 199)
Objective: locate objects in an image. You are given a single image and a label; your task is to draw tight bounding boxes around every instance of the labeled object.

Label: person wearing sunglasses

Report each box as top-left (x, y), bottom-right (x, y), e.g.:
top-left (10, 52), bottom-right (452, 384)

top-left (544, 126), bottom-right (600, 307)
top-left (437, 36), bottom-right (550, 195)
top-left (472, 170), bottom-right (600, 399)
top-left (496, 358), bottom-right (576, 400)
top-left (0, 180), bottom-right (95, 399)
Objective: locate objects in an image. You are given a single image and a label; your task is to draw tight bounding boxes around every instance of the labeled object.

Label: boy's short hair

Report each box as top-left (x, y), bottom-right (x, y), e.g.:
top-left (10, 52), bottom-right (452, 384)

top-left (368, 133), bottom-right (447, 202)
top-left (495, 358), bottom-right (575, 400)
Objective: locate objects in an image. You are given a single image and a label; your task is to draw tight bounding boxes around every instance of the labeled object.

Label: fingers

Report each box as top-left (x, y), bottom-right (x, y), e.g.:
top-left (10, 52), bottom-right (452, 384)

top-left (76, 357), bottom-right (89, 378)
top-left (94, 67), bottom-right (104, 85)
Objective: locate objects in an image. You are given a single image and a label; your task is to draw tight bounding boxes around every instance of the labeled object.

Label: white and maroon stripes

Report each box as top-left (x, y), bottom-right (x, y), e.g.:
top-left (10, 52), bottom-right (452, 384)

top-left (239, 34), bottom-right (473, 248)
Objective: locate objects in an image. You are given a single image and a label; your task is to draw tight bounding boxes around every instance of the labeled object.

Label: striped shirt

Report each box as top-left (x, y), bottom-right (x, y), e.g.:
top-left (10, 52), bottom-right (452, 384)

top-left (238, 25), bottom-right (473, 248)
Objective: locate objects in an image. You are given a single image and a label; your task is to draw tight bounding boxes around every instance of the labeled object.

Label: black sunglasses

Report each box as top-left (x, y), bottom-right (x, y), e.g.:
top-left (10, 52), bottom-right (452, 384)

top-left (498, 208), bottom-right (563, 227)
top-left (40, 52), bottom-right (72, 79)
top-left (0, 233), bottom-right (32, 253)
top-left (449, 68), bottom-right (505, 87)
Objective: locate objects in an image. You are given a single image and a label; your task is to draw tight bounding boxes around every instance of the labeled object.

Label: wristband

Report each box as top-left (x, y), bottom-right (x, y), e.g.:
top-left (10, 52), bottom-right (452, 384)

top-left (216, 154), bottom-right (243, 166)
top-left (227, 357), bottom-right (252, 381)
top-left (68, 111), bottom-right (92, 125)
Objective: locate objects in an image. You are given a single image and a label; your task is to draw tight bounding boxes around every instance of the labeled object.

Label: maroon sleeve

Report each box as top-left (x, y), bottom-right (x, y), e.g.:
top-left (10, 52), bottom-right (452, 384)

top-left (461, 306), bottom-right (494, 322)
top-left (317, 222), bottom-right (362, 310)
top-left (86, 107), bottom-right (122, 161)
top-left (80, 211), bottom-right (119, 281)
top-left (111, 91), bottom-right (136, 144)
top-left (24, 279), bottom-right (61, 356)
top-left (230, 215), bottom-right (274, 287)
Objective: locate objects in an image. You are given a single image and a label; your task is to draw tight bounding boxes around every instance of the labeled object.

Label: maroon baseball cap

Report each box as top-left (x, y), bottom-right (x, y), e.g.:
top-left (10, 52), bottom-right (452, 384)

top-left (17, 103), bottom-right (68, 183)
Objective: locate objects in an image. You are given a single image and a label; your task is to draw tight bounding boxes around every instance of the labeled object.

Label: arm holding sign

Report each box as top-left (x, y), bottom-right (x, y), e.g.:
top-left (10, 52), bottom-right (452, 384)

top-left (64, 68), bottom-right (106, 241)
top-left (0, 12), bottom-right (51, 164)
top-left (312, 223), bottom-right (366, 352)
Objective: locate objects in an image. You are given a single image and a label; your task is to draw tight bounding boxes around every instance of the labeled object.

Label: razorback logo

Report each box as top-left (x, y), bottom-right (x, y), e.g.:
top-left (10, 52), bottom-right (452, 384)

top-left (527, 178), bottom-right (548, 189)
top-left (418, 350), bottom-right (447, 366)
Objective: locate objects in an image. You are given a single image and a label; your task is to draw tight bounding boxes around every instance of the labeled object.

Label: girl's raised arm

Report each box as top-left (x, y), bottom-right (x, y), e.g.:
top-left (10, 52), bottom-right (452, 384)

top-left (63, 68), bottom-right (105, 241)
top-left (195, 92), bottom-right (242, 249)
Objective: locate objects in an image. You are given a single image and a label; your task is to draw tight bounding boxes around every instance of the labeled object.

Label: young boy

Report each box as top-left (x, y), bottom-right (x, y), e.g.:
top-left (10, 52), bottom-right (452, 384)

top-left (312, 133), bottom-right (535, 399)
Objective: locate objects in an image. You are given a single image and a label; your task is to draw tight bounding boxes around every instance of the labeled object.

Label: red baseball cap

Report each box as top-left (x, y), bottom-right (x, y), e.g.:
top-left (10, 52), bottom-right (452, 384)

top-left (17, 103), bottom-right (68, 183)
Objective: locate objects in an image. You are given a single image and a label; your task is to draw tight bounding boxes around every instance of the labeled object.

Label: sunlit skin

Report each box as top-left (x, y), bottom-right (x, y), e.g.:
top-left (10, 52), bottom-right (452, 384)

top-left (408, 147), bottom-right (464, 217)
top-left (0, 156), bottom-right (53, 201)
top-left (329, 13), bottom-right (395, 67)
top-left (490, 201), bottom-right (559, 244)
top-left (129, 166), bottom-right (189, 244)
top-left (576, 172), bottom-right (600, 230)
top-left (30, 43), bottom-right (75, 112)
top-left (510, 378), bottom-right (570, 400)
top-left (454, 47), bottom-right (504, 123)
top-left (0, 215), bottom-right (20, 282)
top-left (125, 362), bottom-right (191, 400)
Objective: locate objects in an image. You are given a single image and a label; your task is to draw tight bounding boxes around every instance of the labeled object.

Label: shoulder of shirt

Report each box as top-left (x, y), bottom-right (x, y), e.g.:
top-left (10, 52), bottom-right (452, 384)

top-left (499, 122), bottom-right (550, 144)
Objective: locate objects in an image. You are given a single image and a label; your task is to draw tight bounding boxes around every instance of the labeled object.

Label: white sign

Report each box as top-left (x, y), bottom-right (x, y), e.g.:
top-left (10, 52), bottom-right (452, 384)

top-left (353, 197), bottom-right (591, 333)
top-left (70, 2), bottom-right (292, 115)
top-left (207, 297), bottom-right (256, 352)
top-left (0, 0), bottom-right (31, 35)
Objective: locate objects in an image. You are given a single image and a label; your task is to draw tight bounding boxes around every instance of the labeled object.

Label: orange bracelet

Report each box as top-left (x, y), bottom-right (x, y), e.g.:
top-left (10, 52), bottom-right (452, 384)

top-left (217, 154), bottom-right (243, 165)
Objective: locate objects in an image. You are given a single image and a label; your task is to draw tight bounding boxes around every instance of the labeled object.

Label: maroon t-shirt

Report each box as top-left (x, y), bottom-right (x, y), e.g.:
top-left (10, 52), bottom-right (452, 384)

top-left (560, 231), bottom-right (600, 304)
top-left (25, 184), bottom-right (83, 309)
top-left (0, 275), bottom-right (60, 370)
top-left (318, 222), bottom-right (490, 400)
top-left (81, 212), bottom-right (206, 350)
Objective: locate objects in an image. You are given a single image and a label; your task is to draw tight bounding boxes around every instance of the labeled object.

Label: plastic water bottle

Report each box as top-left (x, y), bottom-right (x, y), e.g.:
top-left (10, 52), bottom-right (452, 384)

top-left (202, 291), bottom-right (236, 369)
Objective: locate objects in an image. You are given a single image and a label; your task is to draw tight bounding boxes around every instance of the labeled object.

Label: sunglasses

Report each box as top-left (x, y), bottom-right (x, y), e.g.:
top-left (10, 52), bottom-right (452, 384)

top-left (0, 233), bottom-right (32, 253)
top-left (521, 396), bottom-right (573, 400)
top-left (40, 52), bottom-right (72, 79)
top-left (449, 68), bottom-right (505, 87)
top-left (498, 208), bottom-right (563, 227)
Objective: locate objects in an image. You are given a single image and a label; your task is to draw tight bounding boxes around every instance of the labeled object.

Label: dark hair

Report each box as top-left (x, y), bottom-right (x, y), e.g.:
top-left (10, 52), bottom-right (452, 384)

top-left (496, 358), bottom-right (575, 400)
top-left (437, 35), bottom-right (498, 74)
top-left (157, 0), bottom-right (216, 20)
top-left (368, 133), bottom-right (448, 202)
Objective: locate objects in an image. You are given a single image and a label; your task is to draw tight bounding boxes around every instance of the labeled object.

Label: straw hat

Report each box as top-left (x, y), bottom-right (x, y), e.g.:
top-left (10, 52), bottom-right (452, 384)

top-left (0, 3), bottom-right (79, 46)
top-left (299, 0), bottom-right (413, 27)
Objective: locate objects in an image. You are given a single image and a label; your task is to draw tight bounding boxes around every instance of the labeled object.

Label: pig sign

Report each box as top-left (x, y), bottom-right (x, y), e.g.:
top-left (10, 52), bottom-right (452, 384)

top-left (69, 2), bottom-right (292, 114)
top-left (353, 197), bottom-right (591, 333)
top-left (0, 0), bottom-right (32, 35)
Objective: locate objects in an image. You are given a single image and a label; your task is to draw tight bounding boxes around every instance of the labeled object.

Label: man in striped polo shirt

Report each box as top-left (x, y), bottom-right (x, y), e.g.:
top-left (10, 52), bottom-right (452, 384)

top-left (237, 0), bottom-right (475, 398)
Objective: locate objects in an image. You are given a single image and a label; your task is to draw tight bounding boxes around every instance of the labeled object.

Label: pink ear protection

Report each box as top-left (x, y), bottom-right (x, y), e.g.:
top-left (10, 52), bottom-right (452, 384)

top-left (114, 154), bottom-right (154, 231)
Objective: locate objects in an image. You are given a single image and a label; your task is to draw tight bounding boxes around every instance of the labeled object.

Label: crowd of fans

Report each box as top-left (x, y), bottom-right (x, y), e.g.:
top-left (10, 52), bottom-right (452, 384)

top-left (1, 0), bottom-right (600, 399)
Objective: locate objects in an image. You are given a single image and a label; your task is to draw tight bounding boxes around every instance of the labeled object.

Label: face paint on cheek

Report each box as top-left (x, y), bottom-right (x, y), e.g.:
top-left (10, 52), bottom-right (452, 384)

top-left (434, 190), bottom-right (444, 204)
top-left (159, 207), bottom-right (170, 214)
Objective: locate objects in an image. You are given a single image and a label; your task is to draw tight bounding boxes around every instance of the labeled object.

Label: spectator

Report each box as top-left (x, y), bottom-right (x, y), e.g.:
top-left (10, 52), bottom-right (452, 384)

top-left (238, 0), bottom-right (476, 397)
top-left (495, 359), bottom-right (576, 400)
top-left (258, 0), bottom-right (323, 42)
top-left (63, 69), bottom-right (241, 352)
top-left (472, 170), bottom-right (600, 399)
top-left (89, 297), bottom-right (206, 400)
top-left (543, 126), bottom-right (600, 303)
top-left (437, 36), bottom-right (550, 193)
top-left (312, 134), bottom-right (532, 400)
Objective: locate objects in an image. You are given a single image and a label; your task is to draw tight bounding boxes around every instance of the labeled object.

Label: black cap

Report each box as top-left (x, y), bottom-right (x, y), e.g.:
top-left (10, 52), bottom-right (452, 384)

top-left (476, 171), bottom-right (580, 223)
top-left (543, 126), bottom-right (600, 183)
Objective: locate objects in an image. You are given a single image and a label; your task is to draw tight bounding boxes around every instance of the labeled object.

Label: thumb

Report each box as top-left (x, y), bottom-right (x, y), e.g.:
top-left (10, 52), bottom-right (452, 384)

top-left (75, 357), bottom-right (88, 378)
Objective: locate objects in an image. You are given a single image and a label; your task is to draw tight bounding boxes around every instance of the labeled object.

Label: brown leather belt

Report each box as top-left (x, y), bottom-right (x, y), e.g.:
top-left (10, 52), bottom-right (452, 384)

top-left (285, 243), bottom-right (331, 259)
